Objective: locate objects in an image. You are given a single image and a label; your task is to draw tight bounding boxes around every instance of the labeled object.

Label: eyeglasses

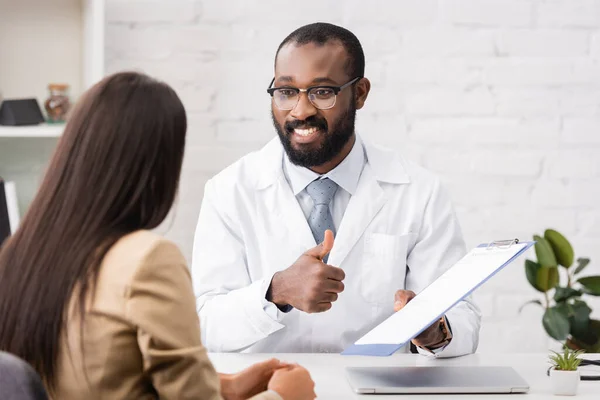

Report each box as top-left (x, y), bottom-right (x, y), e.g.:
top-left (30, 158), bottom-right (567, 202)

top-left (267, 77), bottom-right (362, 110)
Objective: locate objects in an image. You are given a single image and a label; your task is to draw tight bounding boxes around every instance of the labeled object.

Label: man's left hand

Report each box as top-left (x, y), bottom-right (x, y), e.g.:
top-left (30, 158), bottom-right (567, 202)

top-left (394, 289), bottom-right (446, 348)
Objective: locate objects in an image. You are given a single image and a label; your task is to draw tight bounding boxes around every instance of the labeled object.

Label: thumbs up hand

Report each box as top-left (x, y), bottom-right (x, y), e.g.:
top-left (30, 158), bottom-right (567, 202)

top-left (305, 229), bottom-right (335, 261)
top-left (267, 230), bottom-right (345, 313)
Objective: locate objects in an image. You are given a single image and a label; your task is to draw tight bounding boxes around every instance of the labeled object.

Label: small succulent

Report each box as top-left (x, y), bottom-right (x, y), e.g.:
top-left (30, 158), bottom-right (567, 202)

top-left (548, 348), bottom-right (585, 371)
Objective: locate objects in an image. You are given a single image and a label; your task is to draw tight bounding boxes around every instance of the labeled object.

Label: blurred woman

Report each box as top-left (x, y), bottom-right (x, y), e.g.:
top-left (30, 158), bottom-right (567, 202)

top-left (0, 72), bottom-right (315, 400)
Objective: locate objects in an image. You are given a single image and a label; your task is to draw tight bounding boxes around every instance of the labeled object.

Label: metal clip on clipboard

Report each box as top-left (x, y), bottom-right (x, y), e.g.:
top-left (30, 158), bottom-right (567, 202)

top-left (486, 238), bottom-right (519, 250)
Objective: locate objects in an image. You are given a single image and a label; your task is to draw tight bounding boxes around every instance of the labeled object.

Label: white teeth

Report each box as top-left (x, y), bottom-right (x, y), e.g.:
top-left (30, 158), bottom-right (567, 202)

top-left (294, 127), bottom-right (319, 137)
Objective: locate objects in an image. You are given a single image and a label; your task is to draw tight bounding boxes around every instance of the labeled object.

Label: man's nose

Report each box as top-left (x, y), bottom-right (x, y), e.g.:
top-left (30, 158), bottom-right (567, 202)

top-left (290, 92), bottom-right (318, 121)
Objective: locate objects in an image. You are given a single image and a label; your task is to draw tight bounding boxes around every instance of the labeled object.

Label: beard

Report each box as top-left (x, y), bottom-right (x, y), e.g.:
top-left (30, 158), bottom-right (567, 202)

top-left (272, 102), bottom-right (356, 168)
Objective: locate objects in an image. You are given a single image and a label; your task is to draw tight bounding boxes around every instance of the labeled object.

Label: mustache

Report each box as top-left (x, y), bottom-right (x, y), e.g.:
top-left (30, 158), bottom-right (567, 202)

top-left (284, 117), bottom-right (327, 133)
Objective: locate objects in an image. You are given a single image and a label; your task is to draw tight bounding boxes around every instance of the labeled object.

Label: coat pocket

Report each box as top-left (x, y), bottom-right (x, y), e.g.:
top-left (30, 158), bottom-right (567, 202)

top-left (359, 233), bottom-right (410, 304)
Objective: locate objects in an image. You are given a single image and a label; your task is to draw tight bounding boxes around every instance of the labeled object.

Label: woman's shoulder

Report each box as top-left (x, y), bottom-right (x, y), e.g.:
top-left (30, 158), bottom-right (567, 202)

top-left (101, 230), bottom-right (187, 281)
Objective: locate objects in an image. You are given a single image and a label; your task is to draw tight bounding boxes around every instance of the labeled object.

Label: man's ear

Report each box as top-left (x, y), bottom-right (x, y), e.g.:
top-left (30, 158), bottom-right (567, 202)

top-left (355, 77), bottom-right (371, 110)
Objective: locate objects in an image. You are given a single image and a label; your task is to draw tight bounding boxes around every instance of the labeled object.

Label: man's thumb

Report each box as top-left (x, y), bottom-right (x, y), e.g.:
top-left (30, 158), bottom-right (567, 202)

top-left (307, 229), bottom-right (334, 260)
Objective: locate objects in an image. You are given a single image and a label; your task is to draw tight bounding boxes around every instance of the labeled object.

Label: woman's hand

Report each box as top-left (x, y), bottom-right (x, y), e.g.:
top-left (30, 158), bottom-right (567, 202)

top-left (220, 358), bottom-right (286, 400)
top-left (268, 364), bottom-right (316, 400)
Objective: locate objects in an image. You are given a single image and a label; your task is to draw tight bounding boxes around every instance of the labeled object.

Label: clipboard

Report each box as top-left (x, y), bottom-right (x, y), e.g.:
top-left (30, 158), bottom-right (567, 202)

top-left (342, 239), bottom-right (535, 356)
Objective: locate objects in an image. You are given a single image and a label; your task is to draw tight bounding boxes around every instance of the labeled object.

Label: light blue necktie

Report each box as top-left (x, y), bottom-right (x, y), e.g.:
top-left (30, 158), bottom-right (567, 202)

top-left (306, 178), bottom-right (338, 263)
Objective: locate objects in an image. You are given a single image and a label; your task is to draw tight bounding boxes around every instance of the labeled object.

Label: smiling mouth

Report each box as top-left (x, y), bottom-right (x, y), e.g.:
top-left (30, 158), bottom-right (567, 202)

top-left (293, 127), bottom-right (320, 137)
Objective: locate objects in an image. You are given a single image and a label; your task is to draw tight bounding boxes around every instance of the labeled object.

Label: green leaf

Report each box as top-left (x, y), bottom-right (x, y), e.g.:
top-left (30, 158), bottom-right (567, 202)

top-left (548, 348), bottom-right (585, 371)
top-left (534, 235), bottom-right (558, 267)
top-left (570, 319), bottom-right (600, 352)
top-left (519, 299), bottom-right (543, 313)
top-left (537, 266), bottom-right (559, 292)
top-left (573, 258), bottom-right (590, 275)
top-left (569, 300), bottom-right (592, 337)
top-left (544, 229), bottom-right (575, 268)
top-left (553, 287), bottom-right (583, 303)
top-left (525, 260), bottom-right (545, 292)
top-left (543, 306), bottom-right (570, 340)
top-left (554, 302), bottom-right (570, 317)
top-left (577, 276), bottom-right (600, 295)
top-left (568, 335), bottom-right (600, 353)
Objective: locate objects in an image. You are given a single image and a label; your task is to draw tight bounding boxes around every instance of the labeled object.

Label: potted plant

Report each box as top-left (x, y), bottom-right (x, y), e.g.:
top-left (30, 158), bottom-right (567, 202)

top-left (521, 229), bottom-right (600, 352)
top-left (548, 348), bottom-right (584, 396)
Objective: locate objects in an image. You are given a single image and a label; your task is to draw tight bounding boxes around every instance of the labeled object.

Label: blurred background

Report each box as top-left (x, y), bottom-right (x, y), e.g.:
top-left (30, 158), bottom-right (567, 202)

top-left (1, 0), bottom-right (599, 354)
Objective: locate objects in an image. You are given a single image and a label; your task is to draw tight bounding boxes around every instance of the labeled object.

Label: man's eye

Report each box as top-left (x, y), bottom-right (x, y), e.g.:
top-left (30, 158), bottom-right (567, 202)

top-left (313, 88), bottom-right (335, 98)
top-left (277, 89), bottom-right (297, 97)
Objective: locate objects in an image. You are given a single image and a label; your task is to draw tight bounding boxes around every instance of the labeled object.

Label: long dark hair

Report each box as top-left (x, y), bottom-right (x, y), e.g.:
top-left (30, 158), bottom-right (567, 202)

top-left (0, 72), bottom-right (187, 389)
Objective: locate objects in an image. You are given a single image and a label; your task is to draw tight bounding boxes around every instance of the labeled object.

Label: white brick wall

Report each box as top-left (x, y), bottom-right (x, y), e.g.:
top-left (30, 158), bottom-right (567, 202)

top-left (537, 0), bottom-right (600, 28)
top-left (440, 0), bottom-right (534, 27)
top-left (105, 0), bottom-right (600, 353)
top-left (497, 30), bottom-right (590, 57)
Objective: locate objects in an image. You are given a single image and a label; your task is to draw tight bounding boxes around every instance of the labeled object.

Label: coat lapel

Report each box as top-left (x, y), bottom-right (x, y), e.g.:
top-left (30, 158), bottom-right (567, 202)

top-left (327, 139), bottom-right (411, 267)
top-left (327, 164), bottom-right (386, 267)
top-left (269, 175), bottom-right (316, 251)
top-left (256, 139), bottom-right (316, 255)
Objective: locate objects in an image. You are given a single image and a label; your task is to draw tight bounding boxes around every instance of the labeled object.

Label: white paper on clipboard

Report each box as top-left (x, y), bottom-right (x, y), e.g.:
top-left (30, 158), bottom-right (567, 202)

top-left (342, 240), bottom-right (535, 356)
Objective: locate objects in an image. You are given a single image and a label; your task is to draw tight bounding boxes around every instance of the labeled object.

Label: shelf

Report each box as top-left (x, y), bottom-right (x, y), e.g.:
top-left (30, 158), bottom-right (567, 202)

top-left (0, 124), bottom-right (63, 138)
top-left (0, 0), bottom-right (104, 218)
top-left (0, 0), bottom-right (105, 108)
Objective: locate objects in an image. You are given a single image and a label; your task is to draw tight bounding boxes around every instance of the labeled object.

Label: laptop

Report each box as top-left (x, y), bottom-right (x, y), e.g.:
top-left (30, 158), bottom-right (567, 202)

top-left (346, 366), bottom-right (530, 394)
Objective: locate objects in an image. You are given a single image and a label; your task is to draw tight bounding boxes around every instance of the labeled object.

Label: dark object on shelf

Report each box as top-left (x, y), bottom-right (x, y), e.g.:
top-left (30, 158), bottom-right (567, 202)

top-left (0, 99), bottom-right (45, 126)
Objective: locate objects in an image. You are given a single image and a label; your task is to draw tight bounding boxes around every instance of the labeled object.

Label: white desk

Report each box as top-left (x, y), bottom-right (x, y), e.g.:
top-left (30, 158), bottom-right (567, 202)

top-left (209, 353), bottom-right (599, 399)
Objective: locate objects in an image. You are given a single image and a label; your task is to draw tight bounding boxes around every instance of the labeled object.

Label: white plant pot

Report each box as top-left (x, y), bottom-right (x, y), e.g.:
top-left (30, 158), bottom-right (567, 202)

top-left (550, 368), bottom-right (580, 396)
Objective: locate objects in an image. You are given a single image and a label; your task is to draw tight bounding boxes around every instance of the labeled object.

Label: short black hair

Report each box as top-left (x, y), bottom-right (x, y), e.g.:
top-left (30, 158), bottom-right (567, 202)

top-left (275, 22), bottom-right (365, 79)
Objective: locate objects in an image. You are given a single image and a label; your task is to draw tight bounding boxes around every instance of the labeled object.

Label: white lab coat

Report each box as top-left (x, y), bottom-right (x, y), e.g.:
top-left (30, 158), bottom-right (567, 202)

top-left (192, 136), bottom-right (481, 357)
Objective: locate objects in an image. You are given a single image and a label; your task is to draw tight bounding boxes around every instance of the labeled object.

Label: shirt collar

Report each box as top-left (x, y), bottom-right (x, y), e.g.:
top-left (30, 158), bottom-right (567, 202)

top-left (283, 135), bottom-right (365, 196)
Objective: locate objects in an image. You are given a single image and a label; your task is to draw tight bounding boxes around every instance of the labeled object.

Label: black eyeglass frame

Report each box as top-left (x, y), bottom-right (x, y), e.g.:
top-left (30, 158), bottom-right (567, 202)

top-left (266, 76), bottom-right (362, 110)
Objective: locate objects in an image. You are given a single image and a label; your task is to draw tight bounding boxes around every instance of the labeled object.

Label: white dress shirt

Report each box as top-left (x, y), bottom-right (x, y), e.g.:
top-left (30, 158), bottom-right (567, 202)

top-left (283, 135), bottom-right (365, 232)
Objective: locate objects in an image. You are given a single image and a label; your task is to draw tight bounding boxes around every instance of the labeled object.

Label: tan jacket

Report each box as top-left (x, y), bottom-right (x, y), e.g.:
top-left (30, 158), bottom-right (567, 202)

top-left (52, 231), bottom-right (280, 400)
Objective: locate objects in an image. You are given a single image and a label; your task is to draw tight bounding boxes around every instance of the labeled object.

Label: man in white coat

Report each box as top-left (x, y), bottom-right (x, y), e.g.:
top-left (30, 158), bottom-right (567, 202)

top-left (193, 22), bottom-right (481, 357)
